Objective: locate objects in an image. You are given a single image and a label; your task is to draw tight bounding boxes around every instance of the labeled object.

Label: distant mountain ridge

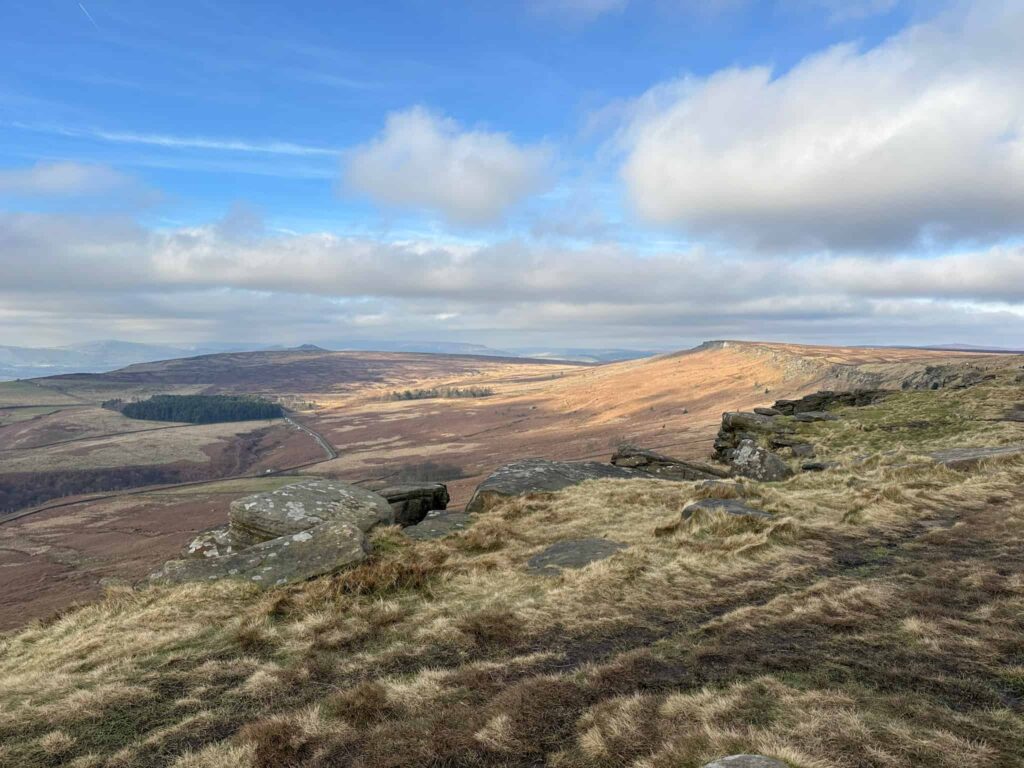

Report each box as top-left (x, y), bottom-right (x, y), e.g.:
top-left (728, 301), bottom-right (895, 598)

top-left (0, 340), bottom-right (658, 381)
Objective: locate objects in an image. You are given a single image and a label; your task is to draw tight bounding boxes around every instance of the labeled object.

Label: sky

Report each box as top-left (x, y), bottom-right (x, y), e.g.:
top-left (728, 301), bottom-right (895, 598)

top-left (1, 0), bottom-right (1023, 351)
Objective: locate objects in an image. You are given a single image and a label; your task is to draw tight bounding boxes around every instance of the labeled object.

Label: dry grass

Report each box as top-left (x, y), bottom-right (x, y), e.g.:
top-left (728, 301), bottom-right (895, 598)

top-left (1, 371), bottom-right (1023, 766)
top-left (0, 381), bottom-right (83, 407)
top-left (0, 420), bottom-right (279, 473)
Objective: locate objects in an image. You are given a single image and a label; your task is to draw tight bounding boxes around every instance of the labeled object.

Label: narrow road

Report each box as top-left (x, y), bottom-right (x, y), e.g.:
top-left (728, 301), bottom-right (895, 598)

top-left (284, 414), bottom-right (337, 460)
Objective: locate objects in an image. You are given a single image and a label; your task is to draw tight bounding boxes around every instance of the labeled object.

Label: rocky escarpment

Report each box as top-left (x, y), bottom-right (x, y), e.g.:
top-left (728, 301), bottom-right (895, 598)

top-left (772, 389), bottom-right (891, 414)
top-left (151, 479), bottom-right (447, 588)
top-left (712, 389), bottom-right (893, 480)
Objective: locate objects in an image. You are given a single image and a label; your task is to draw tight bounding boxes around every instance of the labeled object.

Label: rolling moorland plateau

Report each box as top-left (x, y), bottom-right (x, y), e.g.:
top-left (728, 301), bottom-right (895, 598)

top-left (0, 340), bottom-right (1022, 767)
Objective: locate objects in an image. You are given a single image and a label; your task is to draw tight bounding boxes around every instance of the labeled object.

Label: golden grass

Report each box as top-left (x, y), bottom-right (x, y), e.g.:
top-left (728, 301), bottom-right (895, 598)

top-left (0, 419), bottom-right (280, 472)
top-left (1, 372), bottom-right (1024, 766)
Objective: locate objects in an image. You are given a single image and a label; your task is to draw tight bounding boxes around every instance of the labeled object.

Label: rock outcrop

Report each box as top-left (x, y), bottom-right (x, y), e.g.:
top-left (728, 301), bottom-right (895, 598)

top-left (772, 389), bottom-right (890, 415)
top-left (229, 479), bottom-right (393, 541)
top-left (377, 483), bottom-right (450, 526)
top-left (728, 439), bottom-right (794, 482)
top-left (527, 538), bottom-right (627, 575)
top-left (713, 411), bottom-right (793, 462)
top-left (403, 511), bottom-right (471, 540)
top-left (151, 479), bottom-right (394, 588)
top-left (466, 459), bottom-right (645, 513)
top-left (682, 497), bottom-right (773, 520)
top-left (900, 365), bottom-right (995, 391)
top-left (612, 445), bottom-right (730, 480)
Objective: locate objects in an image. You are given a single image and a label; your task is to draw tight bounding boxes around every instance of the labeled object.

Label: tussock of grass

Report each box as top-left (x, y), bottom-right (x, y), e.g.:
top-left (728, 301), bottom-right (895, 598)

top-left (1, 373), bottom-right (1024, 766)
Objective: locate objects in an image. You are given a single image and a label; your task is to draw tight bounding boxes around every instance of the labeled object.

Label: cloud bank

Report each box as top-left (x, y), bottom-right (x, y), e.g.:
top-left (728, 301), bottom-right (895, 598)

top-left (2, 211), bottom-right (1022, 347)
top-left (620, 1), bottom-right (1024, 250)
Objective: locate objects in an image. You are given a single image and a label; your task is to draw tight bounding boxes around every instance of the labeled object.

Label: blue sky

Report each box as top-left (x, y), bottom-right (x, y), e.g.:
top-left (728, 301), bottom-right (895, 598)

top-left (2, 0), bottom-right (1023, 349)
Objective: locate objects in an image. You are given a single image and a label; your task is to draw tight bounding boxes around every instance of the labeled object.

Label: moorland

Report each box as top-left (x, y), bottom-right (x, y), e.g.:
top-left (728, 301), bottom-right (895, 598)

top-left (1, 341), bottom-right (1022, 767)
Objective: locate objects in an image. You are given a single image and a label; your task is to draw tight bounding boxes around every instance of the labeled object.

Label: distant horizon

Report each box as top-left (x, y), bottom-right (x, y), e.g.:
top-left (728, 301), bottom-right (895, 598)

top-left (5, 336), bottom-right (1024, 356)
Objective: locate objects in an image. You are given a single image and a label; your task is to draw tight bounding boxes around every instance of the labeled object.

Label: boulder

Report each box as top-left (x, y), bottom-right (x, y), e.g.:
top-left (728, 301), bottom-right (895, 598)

top-left (527, 538), bottom-right (627, 575)
top-left (152, 521), bottom-right (369, 588)
top-left (181, 526), bottom-right (257, 560)
top-left (403, 511), bottom-right (472, 541)
top-left (466, 459), bottom-right (646, 513)
top-left (729, 440), bottom-right (794, 482)
top-left (152, 479), bottom-right (392, 589)
top-left (377, 483), bottom-right (449, 527)
top-left (230, 479), bottom-right (393, 541)
top-left (801, 461), bottom-right (836, 472)
top-left (703, 757), bottom-right (788, 768)
top-left (790, 443), bottom-right (816, 458)
top-left (682, 498), bottom-right (773, 520)
top-left (612, 445), bottom-right (730, 480)
top-left (753, 406), bottom-right (781, 416)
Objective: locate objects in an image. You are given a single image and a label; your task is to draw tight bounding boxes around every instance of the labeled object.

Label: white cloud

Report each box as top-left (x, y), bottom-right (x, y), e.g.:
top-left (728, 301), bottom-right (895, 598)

top-left (0, 161), bottom-right (136, 197)
top-left (345, 107), bottom-right (553, 226)
top-left (2, 211), bottom-right (1023, 347)
top-left (619, 0), bottom-right (1024, 250)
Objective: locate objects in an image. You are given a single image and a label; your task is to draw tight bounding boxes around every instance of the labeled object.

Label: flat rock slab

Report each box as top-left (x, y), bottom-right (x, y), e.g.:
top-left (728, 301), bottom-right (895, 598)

top-left (930, 444), bottom-right (1024, 469)
top-left (230, 479), bottom-right (393, 540)
top-left (682, 498), bottom-right (773, 520)
top-left (527, 538), bottom-right (627, 575)
top-left (612, 445), bottom-right (730, 481)
top-left (466, 459), bottom-right (646, 513)
top-left (403, 512), bottom-right (472, 540)
top-left (703, 757), bottom-right (788, 768)
top-left (152, 521), bottom-right (369, 588)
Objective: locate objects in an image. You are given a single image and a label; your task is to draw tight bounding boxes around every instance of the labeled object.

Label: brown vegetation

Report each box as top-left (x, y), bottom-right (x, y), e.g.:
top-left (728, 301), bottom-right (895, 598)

top-left (1, 362), bottom-right (1023, 766)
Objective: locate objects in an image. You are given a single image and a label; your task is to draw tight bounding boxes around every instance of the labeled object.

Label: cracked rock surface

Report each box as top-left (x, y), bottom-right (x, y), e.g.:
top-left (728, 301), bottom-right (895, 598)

top-left (151, 480), bottom-right (392, 588)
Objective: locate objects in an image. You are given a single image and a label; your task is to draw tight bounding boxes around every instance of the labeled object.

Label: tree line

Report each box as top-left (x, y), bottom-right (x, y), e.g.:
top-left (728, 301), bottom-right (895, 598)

top-left (103, 394), bottom-right (283, 424)
top-left (384, 387), bottom-right (494, 401)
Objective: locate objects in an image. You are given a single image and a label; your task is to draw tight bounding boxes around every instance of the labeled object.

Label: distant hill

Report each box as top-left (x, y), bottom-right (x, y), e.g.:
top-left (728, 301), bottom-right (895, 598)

top-left (0, 340), bottom-right (271, 380)
top-left (0, 339), bottom-right (657, 380)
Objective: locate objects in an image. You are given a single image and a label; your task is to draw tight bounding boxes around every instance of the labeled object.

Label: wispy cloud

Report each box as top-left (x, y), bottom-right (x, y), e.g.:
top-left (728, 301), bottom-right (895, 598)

top-left (9, 122), bottom-right (340, 157)
top-left (78, 2), bottom-right (100, 31)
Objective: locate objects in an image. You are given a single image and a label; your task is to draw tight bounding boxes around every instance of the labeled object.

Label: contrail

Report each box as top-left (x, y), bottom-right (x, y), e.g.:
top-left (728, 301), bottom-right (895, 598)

top-left (78, 2), bottom-right (100, 31)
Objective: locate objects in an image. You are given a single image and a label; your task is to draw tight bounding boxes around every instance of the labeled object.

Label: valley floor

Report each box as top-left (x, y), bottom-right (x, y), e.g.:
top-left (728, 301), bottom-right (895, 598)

top-left (1, 361), bottom-right (1023, 767)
